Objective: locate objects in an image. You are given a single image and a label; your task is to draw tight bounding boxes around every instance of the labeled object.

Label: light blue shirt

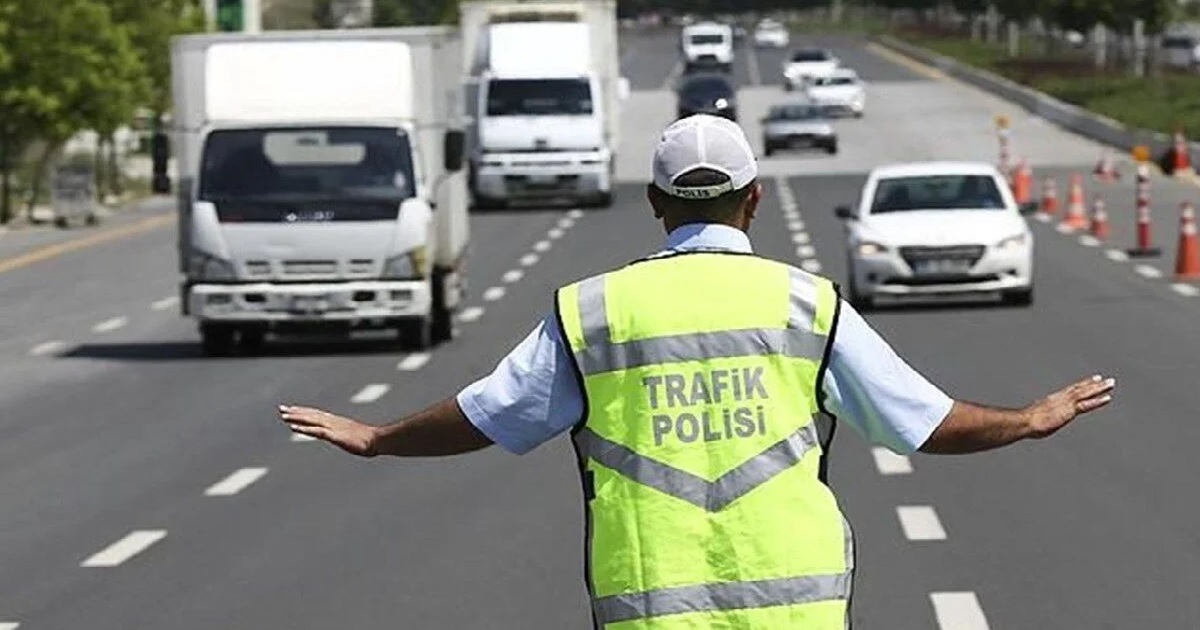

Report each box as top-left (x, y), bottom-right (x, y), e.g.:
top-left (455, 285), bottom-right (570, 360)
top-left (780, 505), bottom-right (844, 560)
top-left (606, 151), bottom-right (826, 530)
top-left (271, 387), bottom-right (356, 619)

top-left (457, 224), bottom-right (953, 456)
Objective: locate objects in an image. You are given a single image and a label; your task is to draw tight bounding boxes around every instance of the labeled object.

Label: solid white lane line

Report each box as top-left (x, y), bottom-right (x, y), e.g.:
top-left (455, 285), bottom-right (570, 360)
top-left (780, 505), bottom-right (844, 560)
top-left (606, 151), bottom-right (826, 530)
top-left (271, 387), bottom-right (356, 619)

top-left (483, 286), bottom-right (506, 301)
top-left (1106, 249), bottom-right (1129, 262)
top-left (800, 259), bottom-right (823, 273)
top-left (557, 217), bottom-right (576, 229)
top-left (797, 245), bottom-right (816, 258)
top-left (787, 220), bottom-right (805, 231)
top-left (930, 592), bottom-right (991, 630)
top-left (291, 432), bottom-right (317, 442)
top-left (792, 232), bottom-right (811, 244)
top-left (30, 340), bottom-right (66, 356)
top-left (350, 384), bottom-right (390, 404)
top-left (204, 467), bottom-right (268, 497)
top-left (897, 506), bottom-right (947, 541)
top-left (151, 296), bottom-right (179, 311)
top-left (457, 306), bottom-right (485, 323)
top-left (82, 530), bottom-right (167, 567)
top-left (1171, 283), bottom-right (1200, 297)
top-left (397, 353), bottom-right (431, 371)
top-left (1078, 235), bottom-right (1101, 247)
top-left (871, 447), bottom-right (913, 475)
top-left (520, 253), bottom-right (539, 267)
top-left (533, 240), bottom-right (551, 252)
top-left (503, 269), bottom-right (524, 283)
top-left (1135, 264), bottom-right (1163, 279)
top-left (568, 209), bottom-right (585, 219)
top-left (92, 316), bottom-right (128, 333)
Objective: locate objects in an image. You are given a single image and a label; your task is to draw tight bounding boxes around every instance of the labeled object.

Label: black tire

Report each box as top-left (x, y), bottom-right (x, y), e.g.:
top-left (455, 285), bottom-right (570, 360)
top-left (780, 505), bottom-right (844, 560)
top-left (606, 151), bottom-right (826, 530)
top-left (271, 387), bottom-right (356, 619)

top-left (398, 318), bottom-right (433, 351)
top-left (825, 143), bottom-right (839, 155)
top-left (591, 192), bottom-right (613, 208)
top-left (239, 327), bottom-right (266, 354)
top-left (85, 213), bottom-right (99, 226)
top-left (1003, 287), bottom-right (1034, 307)
top-left (847, 269), bottom-right (875, 312)
top-left (200, 323), bottom-right (236, 357)
top-left (431, 271), bottom-right (455, 343)
top-left (54, 217), bottom-right (69, 229)
top-left (764, 146), bottom-right (774, 157)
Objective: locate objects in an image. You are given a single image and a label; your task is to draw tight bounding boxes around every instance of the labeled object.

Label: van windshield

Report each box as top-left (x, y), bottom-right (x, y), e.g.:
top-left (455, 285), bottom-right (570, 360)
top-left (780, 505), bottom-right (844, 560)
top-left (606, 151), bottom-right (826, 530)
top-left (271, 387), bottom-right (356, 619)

top-left (486, 78), bottom-right (594, 116)
top-left (199, 126), bottom-right (415, 203)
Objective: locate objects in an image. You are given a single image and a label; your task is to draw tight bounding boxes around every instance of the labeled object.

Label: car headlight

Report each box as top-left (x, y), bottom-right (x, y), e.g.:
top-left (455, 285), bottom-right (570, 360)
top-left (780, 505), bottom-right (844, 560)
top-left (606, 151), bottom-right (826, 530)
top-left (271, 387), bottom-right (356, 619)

top-left (383, 247), bottom-right (428, 280)
top-left (995, 233), bottom-right (1029, 250)
top-left (189, 251), bottom-right (236, 281)
top-left (857, 242), bottom-right (888, 255)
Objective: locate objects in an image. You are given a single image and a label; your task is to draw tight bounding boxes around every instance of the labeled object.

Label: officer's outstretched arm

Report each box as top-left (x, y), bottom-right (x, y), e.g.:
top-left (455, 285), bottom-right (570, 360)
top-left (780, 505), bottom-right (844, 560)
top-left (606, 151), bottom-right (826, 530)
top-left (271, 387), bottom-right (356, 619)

top-left (279, 398), bottom-right (493, 458)
top-left (919, 374), bottom-right (1116, 454)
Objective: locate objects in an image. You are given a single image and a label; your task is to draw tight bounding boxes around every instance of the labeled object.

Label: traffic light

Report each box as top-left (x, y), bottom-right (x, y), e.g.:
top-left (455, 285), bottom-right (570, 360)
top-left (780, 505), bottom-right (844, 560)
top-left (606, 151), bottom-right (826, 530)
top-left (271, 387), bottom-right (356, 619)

top-left (216, 0), bottom-right (243, 32)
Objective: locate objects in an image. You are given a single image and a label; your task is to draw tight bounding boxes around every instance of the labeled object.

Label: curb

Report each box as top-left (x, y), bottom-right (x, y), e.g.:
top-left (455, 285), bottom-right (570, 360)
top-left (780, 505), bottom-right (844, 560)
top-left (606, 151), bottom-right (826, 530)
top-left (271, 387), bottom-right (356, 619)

top-left (873, 35), bottom-right (1197, 179)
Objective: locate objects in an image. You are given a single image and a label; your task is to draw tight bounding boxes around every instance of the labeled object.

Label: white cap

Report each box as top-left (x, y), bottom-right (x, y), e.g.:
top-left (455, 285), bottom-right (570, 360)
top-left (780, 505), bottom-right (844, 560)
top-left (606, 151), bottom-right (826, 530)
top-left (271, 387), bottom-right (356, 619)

top-left (652, 114), bottom-right (758, 199)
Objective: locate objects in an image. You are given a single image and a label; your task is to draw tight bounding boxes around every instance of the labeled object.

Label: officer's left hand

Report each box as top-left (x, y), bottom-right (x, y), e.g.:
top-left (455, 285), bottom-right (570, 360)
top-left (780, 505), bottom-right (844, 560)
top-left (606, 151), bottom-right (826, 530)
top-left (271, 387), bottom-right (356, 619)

top-left (279, 405), bottom-right (379, 457)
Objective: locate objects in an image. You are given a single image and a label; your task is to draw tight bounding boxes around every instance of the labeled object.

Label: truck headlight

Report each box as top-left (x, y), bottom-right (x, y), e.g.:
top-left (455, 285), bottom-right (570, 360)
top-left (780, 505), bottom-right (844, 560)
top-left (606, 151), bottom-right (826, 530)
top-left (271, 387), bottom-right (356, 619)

top-left (189, 251), bottom-right (236, 281)
top-left (996, 233), bottom-right (1029, 250)
top-left (383, 247), bottom-right (428, 279)
top-left (857, 242), bottom-right (888, 255)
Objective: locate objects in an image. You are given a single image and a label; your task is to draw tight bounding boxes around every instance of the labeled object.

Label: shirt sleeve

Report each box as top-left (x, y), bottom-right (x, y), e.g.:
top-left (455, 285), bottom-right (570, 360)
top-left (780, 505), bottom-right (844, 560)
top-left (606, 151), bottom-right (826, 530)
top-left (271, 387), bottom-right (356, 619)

top-left (455, 313), bottom-right (585, 455)
top-left (821, 300), bottom-right (954, 454)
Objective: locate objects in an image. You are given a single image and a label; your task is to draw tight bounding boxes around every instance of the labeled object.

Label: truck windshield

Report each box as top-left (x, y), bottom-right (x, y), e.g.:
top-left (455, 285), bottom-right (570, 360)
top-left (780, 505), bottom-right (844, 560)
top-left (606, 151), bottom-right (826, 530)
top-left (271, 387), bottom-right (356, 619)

top-left (689, 34), bottom-right (726, 45)
top-left (486, 78), bottom-right (594, 116)
top-left (199, 126), bottom-right (416, 203)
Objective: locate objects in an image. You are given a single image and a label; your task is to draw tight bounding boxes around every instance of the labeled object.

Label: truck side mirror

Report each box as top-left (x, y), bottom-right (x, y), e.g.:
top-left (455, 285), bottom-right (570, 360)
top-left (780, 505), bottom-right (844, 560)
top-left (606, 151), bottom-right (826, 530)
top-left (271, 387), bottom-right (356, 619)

top-left (443, 129), bottom-right (466, 173)
top-left (834, 205), bottom-right (854, 220)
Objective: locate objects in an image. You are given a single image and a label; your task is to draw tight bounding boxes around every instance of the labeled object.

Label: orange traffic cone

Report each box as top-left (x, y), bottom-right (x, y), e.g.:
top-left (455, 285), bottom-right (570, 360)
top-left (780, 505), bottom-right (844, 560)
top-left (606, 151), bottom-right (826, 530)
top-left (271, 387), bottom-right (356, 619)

top-left (1167, 131), bottom-right (1194, 176)
top-left (1089, 196), bottom-right (1110, 240)
top-left (1062, 174), bottom-right (1089, 230)
top-left (1011, 159), bottom-right (1033, 207)
top-left (1093, 149), bottom-right (1119, 181)
top-left (1040, 177), bottom-right (1059, 216)
top-left (1174, 202), bottom-right (1200, 280)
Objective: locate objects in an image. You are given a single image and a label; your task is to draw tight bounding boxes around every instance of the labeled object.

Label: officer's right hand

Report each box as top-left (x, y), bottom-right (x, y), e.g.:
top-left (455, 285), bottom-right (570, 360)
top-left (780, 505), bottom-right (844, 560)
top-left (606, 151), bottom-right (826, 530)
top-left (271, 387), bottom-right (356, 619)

top-left (1023, 375), bottom-right (1116, 439)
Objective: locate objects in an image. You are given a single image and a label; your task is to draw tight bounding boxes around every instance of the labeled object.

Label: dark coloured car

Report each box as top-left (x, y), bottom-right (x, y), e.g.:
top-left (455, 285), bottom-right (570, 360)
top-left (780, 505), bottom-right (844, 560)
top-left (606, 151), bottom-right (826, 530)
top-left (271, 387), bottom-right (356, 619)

top-left (676, 73), bottom-right (737, 121)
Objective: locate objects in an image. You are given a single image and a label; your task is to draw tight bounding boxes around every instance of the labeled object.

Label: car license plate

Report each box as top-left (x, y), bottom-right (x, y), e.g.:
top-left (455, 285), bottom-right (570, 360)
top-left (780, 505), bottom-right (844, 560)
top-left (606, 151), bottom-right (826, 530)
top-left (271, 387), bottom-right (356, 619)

top-left (914, 259), bottom-right (971, 275)
top-left (528, 173), bottom-right (557, 185)
top-left (290, 294), bottom-right (329, 312)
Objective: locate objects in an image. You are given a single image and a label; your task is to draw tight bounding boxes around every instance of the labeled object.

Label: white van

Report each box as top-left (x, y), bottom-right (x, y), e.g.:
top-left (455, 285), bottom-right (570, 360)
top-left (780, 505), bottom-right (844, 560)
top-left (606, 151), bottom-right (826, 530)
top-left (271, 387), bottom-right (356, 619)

top-left (681, 22), bottom-right (734, 73)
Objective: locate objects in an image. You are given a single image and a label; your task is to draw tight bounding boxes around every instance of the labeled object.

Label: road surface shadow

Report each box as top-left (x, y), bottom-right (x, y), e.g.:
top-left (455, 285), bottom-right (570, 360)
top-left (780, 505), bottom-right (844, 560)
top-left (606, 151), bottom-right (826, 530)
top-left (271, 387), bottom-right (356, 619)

top-left (59, 337), bottom-right (412, 362)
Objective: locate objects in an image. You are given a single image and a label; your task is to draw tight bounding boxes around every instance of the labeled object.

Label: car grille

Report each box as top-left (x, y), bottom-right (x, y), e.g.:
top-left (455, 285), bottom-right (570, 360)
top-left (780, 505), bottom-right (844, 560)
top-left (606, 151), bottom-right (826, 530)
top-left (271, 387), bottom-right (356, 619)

top-left (899, 245), bottom-right (986, 268)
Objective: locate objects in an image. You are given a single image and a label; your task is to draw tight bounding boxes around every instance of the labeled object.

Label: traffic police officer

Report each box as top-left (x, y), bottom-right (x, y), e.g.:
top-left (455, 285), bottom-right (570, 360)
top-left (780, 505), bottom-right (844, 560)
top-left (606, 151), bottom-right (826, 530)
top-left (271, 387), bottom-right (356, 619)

top-left (280, 115), bottom-right (1116, 629)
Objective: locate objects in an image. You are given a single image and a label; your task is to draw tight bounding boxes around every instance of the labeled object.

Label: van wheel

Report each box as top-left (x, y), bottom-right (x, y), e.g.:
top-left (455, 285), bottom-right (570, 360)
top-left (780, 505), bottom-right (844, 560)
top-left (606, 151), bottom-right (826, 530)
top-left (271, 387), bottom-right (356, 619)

top-left (200, 324), bottom-right (236, 357)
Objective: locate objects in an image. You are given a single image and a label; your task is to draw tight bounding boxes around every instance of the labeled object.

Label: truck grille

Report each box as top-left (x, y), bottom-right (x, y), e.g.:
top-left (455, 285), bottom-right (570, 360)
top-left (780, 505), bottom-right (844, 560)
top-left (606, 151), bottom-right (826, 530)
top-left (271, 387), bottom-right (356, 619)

top-left (283, 260), bottom-right (338, 276)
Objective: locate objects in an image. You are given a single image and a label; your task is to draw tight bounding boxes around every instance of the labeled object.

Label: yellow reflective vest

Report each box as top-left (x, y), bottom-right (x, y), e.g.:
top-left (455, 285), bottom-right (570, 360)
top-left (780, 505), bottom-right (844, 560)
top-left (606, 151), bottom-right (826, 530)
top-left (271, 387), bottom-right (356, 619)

top-left (556, 251), bottom-right (854, 629)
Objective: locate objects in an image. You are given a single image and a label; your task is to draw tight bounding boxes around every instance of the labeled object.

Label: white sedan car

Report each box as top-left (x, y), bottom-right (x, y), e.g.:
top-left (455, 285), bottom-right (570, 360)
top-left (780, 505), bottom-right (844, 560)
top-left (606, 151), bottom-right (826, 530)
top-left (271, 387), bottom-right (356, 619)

top-left (837, 162), bottom-right (1034, 310)
top-left (753, 20), bottom-right (790, 48)
top-left (804, 68), bottom-right (866, 117)
top-left (783, 48), bottom-right (839, 90)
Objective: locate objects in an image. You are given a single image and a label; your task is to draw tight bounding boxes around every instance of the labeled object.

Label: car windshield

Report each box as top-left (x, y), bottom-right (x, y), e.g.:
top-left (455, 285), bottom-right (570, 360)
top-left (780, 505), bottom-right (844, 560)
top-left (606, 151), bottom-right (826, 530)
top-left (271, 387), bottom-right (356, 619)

top-left (870, 175), bottom-right (1006, 213)
top-left (689, 33), bottom-right (726, 45)
top-left (791, 50), bottom-right (829, 62)
top-left (768, 104), bottom-right (822, 120)
top-left (814, 76), bottom-right (857, 86)
top-left (681, 76), bottom-right (733, 99)
top-left (486, 78), bottom-right (594, 116)
top-left (199, 126), bottom-right (415, 202)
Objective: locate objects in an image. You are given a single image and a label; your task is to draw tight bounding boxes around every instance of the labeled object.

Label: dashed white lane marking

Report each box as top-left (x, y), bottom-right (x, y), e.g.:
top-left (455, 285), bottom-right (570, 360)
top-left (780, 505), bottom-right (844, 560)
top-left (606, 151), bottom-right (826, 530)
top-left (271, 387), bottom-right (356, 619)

top-left (520, 253), bottom-right (539, 267)
top-left (92, 316), bottom-right (128, 333)
top-left (1135, 264), bottom-right (1163, 279)
top-left (483, 286), bottom-right (506, 301)
top-left (791, 232), bottom-right (811, 245)
top-left (204, 467), bottom-right (268, 496)
top-left (533, 240), bottom-right (552, 252)
top-left (151, 296), bottom-right (179, 311)
top-left (557, 217), bottom-right (576, 229)
top-left (1055, 223), bottom-right (1075, 234)
top-left (503, 269), bottom-right (524, 283)
top-left (1034, 213), bottom-right (1052, 223)
top-left (1106, 249), bottom-right (1129, 262)
top-left (548, 227), bottom-right (565, 240)
top-left (457, 306), bottom-right (485, 323)
top-left (1078, 235), bottom-right (1101, 247)
top-left (290, 432), bottom-right (317, 442)
top-left (787, 220), bottom-right (805, 231)
top-left (30, 340), bottom-right (66, 356)
top-left (397, 353), bottom-right (431, 371)
top-left (82, 530), bottom-right (167, 567)
top-left (800, 259), bottom-right (823, 273)
top-left (871, 447), bottom-right (913, 475)
top-left (930, 592), bottom-right (991, 630)
top-left (0, 622), bottom-right (20, 629)
top-left (1171, 282), bottom-right (1200, 297)
top-left (350, 384), bottom-right (390, 404)
top-left (896, 505), bottom-right (947, 541)
top-left (797, 245), bottom-right (816, 258)
top-left (567, 209), bottom-right (584, 219)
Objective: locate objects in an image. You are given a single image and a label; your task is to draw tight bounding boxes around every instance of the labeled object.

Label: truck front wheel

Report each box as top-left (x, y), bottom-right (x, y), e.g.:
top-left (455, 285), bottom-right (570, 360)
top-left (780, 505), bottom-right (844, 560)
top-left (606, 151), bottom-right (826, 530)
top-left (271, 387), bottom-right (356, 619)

top-left (200, 323), bottom-right (236, 357)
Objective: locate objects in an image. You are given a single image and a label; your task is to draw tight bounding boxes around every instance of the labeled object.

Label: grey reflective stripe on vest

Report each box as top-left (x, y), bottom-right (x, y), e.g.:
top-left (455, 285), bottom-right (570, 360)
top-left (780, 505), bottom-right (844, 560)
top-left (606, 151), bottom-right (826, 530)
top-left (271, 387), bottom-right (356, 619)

top-left (573, 268), bottom-right (826, 376)
top-left (593, 571), bottom-right (852, 625)
top-left (575, 424), bottom-right (820, 512)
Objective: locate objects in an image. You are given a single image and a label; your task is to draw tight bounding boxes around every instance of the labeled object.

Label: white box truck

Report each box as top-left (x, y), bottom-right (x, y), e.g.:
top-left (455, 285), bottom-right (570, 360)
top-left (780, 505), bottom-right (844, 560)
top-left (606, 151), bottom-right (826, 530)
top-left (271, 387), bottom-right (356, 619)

top-left (460, 0), bottom-right (628, 209)
top-left (170, 28), bottom-right (469, 356)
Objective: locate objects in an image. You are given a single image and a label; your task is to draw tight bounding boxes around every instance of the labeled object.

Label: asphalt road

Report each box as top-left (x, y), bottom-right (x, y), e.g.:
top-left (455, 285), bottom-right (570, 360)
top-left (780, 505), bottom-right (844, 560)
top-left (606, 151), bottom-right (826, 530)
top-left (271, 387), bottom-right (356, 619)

top-left (2, 30), bottom-right (1200, 629)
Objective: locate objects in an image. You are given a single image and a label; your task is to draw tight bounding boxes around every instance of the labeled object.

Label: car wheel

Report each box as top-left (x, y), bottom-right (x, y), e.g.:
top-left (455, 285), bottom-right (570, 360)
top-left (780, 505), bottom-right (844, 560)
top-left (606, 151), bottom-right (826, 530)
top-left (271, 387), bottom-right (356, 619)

top-left (1003, 287), bottom-right (1034, 307)
top-left (846, 266), bottom-right (875, 312)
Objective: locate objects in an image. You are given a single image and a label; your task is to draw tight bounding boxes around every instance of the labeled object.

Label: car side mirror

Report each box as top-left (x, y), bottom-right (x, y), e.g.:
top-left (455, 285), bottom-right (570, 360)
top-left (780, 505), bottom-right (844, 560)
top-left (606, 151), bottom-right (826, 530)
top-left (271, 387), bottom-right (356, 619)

top-left (443, 129), bottom-right (465, 173)
top-left (835, 205), bottom-right (855, 220)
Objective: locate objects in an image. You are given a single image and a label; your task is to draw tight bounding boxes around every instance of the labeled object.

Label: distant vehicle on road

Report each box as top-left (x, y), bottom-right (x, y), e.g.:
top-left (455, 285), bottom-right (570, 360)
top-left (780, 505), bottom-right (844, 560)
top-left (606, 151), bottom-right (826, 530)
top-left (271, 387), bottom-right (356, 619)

top-left (752, 19), bottom-right (790, 48)
top-left (676, 72), bottom-right (737, 121)
top-left (761, 101), bottom-right (837, 156)
top-left (1162, 32), bottom-right (1200, 69)
top-left (803, 68), bottom-right (866, 118)
top-left (837, 162), bottom-right (1034, 310)
top-left (783, 48), bottom-right (839, 90)
top-left (680, 22), bottom-right (734, 73)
